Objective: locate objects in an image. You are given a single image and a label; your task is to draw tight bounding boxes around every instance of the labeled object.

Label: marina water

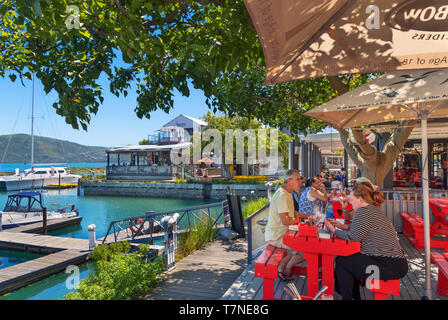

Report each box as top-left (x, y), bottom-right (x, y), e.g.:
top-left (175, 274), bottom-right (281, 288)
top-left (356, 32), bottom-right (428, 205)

top-left (0, 188), bottom-right (217, 300)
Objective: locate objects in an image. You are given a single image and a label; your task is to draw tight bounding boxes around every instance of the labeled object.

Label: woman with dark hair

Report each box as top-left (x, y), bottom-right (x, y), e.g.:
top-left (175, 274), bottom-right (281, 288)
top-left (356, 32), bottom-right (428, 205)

top-left (324, 177), bottom-right (408, 300)
top-left (299, 176), bottom-right (328, 216)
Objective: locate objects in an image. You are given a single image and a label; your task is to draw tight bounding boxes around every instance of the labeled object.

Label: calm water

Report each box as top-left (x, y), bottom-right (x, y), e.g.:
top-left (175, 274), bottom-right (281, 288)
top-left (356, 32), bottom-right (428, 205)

top-left (0, 162), bottom-right (107, 173)
top-left (0, 249), bottom-right (45, 270)
top-left (0, 189), bottom-right (217, 300)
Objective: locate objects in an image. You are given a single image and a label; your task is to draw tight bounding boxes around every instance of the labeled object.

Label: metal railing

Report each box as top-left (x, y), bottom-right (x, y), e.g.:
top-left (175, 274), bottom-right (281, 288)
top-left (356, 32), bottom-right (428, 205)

top-left (381, 189), bottom-right (448, 230)
top-left (106, 165), bottom-right (174, 177)
top-left (101, 201), bottom-right (229, 244)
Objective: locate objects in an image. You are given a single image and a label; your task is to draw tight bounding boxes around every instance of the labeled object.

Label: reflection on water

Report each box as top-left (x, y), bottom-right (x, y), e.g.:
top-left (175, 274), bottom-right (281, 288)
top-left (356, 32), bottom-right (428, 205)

top-left (0, 250), bottom-right (45, 270)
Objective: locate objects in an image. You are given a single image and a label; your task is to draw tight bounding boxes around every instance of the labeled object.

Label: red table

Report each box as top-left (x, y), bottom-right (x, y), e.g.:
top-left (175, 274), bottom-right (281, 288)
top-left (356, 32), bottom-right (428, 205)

top-left (283, 224), bottom-right (360, 298)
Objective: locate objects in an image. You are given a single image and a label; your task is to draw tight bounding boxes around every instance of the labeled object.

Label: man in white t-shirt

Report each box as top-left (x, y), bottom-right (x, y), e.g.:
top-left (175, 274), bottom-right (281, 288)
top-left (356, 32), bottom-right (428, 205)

top-left (265, 169), bottom-right (308, 281)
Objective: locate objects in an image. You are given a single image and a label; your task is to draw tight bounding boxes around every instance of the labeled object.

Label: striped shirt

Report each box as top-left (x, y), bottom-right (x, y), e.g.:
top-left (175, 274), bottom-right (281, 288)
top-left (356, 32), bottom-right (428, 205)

top-left (335, 204), bottom-right (404, 258)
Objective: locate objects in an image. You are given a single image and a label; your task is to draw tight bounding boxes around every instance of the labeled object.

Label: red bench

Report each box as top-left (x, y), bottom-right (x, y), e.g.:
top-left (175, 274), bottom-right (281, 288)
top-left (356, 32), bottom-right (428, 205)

top-left (430, 251), bottom-right (448, 296)
top-left (254, 244), bottom-right (308, 300)
top-left (365, 279), bottom-right (401, 300)
top-left (400, 212), bottom-right (424, 249)
top-left (254, 245), bottom-right (287, 300)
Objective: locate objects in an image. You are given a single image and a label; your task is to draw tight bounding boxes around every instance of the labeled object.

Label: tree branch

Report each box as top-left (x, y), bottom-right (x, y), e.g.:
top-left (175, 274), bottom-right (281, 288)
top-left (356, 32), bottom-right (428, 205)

top-left (338, 128), bottom-right (363, 169)
top-left (351, 128), bottom-right (377, 160)
top-left (252, 95), bottom-right (306, 112)
top-left (381, 120), bottom-right (417, 164)
top-left (113, 0), bottom-right (131, 18)
top-left (327, 75), bottom-right (349, 95)
top-left (83, 24), bottom-right (119, 38)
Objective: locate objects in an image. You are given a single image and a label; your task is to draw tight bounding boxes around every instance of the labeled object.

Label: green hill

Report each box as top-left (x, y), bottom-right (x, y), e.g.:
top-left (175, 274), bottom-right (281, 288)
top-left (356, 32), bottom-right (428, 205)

top-left (0, 134), bottom-right (107, 163)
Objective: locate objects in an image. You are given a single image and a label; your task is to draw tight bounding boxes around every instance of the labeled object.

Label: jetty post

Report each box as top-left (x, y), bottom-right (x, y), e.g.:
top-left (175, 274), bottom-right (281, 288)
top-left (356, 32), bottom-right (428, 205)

top-left (42, 207), bottom-right (47, 235)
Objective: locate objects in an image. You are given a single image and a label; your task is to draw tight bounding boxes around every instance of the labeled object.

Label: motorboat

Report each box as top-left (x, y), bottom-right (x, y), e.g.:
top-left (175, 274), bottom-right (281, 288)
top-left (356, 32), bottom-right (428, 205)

top-left (0, 191), bottom-right (79, 230)
top-left (0, 167), bottom-right (81, 191)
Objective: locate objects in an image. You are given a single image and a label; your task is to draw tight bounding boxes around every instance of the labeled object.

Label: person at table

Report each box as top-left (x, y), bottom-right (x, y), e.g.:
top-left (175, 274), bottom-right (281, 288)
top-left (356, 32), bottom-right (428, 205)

top-left (324, 177), bottom-right (408, 300)
top-left (265, 169), bottom-right (309, 281)
top-left (322, 174), bottom-right (332, 193)
top-left (298, 176), bottom-right (329, 217)
top-left (292, 175), bottom-right (305, 212)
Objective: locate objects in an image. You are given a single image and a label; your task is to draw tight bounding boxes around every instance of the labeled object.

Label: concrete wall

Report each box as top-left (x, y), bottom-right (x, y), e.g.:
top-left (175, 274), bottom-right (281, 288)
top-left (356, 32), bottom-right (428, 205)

top-left (80, 181), bottom-right (272, 200)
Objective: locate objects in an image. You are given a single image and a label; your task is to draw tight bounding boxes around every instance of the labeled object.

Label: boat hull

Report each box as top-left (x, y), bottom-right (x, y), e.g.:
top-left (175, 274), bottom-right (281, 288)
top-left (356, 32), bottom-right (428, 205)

top-left (0, 175), bottom-right (80, 191)
top-left (0, 210), bottom-right (78, 230)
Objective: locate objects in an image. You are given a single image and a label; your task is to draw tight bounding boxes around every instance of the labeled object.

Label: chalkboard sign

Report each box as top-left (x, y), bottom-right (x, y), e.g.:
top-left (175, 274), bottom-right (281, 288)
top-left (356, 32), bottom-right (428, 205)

top-left (226, 191), bottom-right (245, 238)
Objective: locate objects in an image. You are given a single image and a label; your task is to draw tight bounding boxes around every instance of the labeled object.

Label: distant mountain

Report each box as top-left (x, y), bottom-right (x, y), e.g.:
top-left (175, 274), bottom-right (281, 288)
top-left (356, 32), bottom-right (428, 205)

top-left (0, 134), bottom-right (107, 163)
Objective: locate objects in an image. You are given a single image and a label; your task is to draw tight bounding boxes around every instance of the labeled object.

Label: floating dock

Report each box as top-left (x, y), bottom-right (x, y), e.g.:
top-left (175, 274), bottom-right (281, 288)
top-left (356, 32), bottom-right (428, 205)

top-left (0, 231), bottom-right (92, 296)
top-left (0, 216), bottom-right (89, 296)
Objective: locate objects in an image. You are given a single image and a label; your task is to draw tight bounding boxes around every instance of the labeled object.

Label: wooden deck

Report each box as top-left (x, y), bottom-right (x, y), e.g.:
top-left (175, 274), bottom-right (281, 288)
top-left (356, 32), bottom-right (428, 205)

top-left (221, 235), bottom-right (448, 300)
top-left (0, 249), bottom-right (89, 296)
top-left (0, 231), bottom-right (92, 253)
top-left (0, 224), bottom-right (95, 296)
top-left (140, 236), bottom-right (248, 300)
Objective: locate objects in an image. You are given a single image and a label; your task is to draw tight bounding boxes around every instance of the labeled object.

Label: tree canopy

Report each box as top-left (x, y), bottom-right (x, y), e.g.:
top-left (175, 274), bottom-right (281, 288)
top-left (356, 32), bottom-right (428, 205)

top-left (0, 0), bottom-right (417, 184)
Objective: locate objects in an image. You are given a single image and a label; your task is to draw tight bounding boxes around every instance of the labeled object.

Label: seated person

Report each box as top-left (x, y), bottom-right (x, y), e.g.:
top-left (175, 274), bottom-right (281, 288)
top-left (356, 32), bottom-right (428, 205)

top-left (324, 177), bottom-right (408, 300)
top-left (265, 170), bottom-right (309, 281)
top-left (299, 176), bottom-right (329, 217)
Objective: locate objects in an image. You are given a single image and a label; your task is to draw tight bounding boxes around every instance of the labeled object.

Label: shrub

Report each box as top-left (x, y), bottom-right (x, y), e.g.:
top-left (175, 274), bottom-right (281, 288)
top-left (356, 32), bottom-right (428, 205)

top-left (242, 197), bottom-right (269, 219)
top-left (176, 218), bottom-right (218, 262)
top-left (63, 242), bottom-right (164, 300)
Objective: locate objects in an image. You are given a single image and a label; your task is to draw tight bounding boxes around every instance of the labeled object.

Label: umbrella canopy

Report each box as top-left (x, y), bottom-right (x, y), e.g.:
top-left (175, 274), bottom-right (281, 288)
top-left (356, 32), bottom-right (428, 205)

top-left (306, 69), bottom-right (448, 129)
top-left (196, 157), bottom-right (214, 164)
top-left (305, 68), bottom-right (448, 300)
top-left (244, 0), bottom-right (448, 84)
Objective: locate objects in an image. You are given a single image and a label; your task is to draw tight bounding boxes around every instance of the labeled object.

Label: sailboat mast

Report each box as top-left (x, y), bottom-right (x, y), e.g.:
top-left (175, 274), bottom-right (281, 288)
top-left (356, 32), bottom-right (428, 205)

top-left (31, 73), bottom-right (35, 172)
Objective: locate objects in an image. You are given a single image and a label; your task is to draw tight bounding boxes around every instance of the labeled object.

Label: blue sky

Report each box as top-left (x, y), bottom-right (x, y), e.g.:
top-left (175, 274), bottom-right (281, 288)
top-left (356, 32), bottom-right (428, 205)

top-left (0, 74), bottom-right (216, 148)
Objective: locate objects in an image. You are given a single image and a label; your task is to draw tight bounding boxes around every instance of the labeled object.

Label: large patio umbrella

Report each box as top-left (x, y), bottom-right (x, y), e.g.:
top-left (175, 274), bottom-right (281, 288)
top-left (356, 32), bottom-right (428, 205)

top-left (305, 68), bottom-right (448, 300)
top-left (197, 157), bottom-right (214, 164)
top-left (244, 0), bottom-right (448, 84)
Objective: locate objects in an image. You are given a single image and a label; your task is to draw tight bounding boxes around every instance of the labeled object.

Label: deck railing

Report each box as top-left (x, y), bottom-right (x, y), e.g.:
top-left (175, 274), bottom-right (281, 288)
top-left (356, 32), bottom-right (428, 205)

top-left (106, 165), bottom-right (174, 177)
top-left (101, 201), bottom-right (230, 244)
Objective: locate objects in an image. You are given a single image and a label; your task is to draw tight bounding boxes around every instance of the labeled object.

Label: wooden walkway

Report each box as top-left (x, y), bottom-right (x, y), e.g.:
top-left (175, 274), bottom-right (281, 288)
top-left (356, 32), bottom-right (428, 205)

top-left (221, 234), bottom-right (448, 300)
top-left (0, 222), bottom-right (94, 295)
top-left (140, 236), bottom-right (248, 300)
top-left (0, 249), bottom-right (89, 296)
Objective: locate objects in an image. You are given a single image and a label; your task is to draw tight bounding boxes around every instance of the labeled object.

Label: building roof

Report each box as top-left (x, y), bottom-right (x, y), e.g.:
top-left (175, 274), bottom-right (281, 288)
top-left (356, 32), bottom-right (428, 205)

top-left (162, 114), bottom-right (207, 128)
top-left (106, 142), bottom-right (192, 153)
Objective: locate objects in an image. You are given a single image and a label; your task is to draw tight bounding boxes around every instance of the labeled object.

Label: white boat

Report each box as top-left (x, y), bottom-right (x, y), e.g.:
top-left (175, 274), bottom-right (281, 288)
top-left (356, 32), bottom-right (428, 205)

top-left (0, 167), bottom-right (81, 191)
top-left (0, 73), bottom-right (81, 191)
top-left (0, 191), bottom-right (79, 230)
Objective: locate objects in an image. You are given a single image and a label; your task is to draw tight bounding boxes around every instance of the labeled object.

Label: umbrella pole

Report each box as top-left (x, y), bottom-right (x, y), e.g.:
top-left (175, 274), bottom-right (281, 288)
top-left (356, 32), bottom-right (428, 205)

top-left (421, 116), bottom-right (432, 300)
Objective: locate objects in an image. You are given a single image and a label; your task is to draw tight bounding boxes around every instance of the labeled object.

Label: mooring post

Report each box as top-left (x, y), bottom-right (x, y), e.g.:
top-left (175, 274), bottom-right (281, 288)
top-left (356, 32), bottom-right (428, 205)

top-left (88, 224), bottom-right (96, 251)
top-left (43, 207), bottom-right (47, 235)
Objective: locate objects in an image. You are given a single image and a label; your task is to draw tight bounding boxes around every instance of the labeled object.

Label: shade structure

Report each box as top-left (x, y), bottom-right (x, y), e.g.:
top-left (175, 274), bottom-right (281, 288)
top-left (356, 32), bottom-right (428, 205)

top-left (196, 157), bottom-right (214, 164)
top-left (305, 68), bottom-right (448, 300)
top-left (244, 0), bottom-right (448, 84)
top-left (306, 69), bottom-right (448, 129)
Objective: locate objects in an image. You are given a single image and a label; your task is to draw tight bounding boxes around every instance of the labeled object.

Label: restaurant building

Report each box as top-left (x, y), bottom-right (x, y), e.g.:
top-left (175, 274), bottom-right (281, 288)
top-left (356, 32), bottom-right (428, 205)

top-left (106, 114), bottom-right (206, 181)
